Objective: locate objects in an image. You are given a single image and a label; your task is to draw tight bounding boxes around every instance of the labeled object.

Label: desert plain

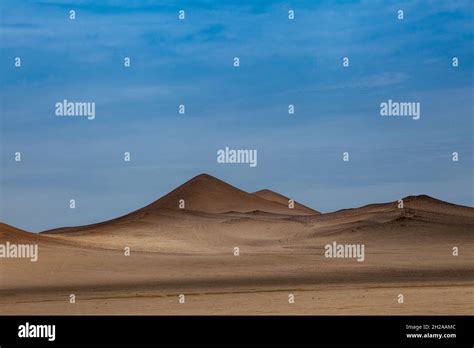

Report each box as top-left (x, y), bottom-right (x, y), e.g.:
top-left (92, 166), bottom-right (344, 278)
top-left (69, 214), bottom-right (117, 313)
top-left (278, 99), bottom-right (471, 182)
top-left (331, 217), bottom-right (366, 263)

top-left (0, 174), bottom-right (472, 315)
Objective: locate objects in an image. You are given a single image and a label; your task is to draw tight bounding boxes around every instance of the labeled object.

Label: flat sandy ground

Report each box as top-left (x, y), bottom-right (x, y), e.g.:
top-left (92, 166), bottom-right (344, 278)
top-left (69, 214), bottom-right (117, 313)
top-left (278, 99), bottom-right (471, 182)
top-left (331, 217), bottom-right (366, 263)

top-left (0, 238), bottom-right (472, 315)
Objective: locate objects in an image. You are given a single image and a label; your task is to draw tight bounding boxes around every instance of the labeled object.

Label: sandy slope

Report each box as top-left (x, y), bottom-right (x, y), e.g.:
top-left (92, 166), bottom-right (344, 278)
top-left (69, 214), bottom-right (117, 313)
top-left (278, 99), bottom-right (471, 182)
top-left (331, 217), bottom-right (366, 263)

top-left (141, 173), bottom-right (317, 216)
top-left (252, 189), bottom-right (319, 215)
top-left (0, 174), bottom-right (472, 315)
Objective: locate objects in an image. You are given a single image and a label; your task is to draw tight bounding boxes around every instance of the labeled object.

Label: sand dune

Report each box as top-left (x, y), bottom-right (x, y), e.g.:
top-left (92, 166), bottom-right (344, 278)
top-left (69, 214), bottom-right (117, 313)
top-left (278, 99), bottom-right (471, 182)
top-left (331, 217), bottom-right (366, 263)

top-left (146, 173), bottom-right (317, 215)
top-left (0, 174), bottom-right (472, 315)
top-left (252, 189), bottom-right (319, 215)
top-left (0, 222), bottom-right (53, 245)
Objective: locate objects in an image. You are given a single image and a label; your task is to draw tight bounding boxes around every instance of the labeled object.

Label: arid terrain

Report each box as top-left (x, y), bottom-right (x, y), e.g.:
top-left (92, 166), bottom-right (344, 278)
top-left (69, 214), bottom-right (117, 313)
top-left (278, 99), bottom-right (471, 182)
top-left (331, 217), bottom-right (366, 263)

top-left (0, 173), bottom-right (473, 315)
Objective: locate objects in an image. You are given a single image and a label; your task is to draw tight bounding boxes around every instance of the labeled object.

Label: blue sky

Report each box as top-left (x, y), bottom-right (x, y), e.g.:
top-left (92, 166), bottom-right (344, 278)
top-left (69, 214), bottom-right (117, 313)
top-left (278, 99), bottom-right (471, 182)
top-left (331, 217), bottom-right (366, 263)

top-left (0, 0), bottom-right (473, 232)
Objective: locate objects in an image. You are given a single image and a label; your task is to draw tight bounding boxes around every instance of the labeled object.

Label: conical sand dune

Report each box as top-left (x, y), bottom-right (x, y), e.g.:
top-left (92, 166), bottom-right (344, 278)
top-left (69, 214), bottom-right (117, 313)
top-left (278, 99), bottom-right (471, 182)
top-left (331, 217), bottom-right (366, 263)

top-left (40, 173), bottom-right (317, 236)
top-left (138, 173), bottom-right (317, 216)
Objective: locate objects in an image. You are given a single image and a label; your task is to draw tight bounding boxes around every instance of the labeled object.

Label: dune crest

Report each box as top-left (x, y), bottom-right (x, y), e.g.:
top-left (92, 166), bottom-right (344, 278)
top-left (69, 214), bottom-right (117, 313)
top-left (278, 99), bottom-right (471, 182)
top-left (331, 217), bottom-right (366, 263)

top-left (252, 189), bottom-right (319, 215)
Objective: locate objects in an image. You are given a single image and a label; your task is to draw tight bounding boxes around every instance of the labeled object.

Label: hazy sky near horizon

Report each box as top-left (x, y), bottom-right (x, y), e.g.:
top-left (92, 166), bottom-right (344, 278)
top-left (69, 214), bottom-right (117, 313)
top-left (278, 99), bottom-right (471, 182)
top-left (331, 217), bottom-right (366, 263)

top-left (1, 0), bottom-right (473, 232)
